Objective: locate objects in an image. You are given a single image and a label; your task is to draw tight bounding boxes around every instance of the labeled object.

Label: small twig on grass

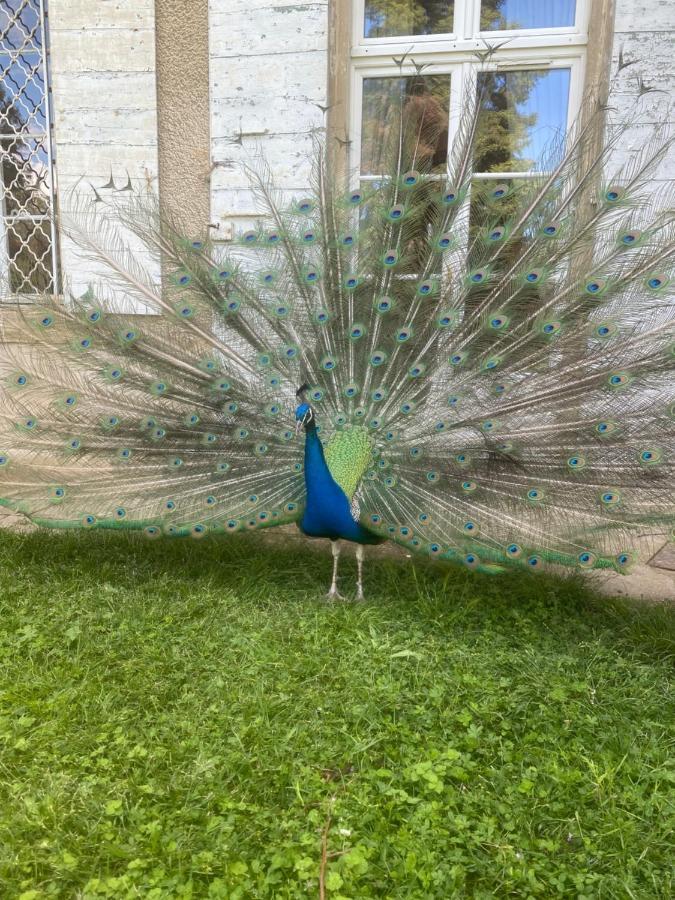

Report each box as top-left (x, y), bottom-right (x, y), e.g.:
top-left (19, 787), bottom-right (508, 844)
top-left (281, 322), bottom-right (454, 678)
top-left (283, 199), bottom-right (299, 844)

top-left (319, 795), bottom-right (335, 900)
top-left (319, 800), bottom-right (333, 899)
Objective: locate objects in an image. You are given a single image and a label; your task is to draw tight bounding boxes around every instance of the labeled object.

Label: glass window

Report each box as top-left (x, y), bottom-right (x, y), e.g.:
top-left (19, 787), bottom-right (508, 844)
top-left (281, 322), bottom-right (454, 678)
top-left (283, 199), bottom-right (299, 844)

top-left (474, 69), bottom-right (571, 174)
top-left (481, 0), bottom-right (575, 32)
top-left (0, 0), bottom-right (57, 296)
top-left (361, 74), bottom-right (450, 175)
top-left (351, 1), bottom-right (586, 293)
top-left (364, 1), bottom-right (454, 40)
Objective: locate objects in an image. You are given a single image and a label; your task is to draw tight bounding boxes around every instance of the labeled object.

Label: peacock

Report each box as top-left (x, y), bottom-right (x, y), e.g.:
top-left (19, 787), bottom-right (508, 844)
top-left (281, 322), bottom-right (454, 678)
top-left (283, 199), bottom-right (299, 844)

top-left (0, 68), bottom-right (674, 599)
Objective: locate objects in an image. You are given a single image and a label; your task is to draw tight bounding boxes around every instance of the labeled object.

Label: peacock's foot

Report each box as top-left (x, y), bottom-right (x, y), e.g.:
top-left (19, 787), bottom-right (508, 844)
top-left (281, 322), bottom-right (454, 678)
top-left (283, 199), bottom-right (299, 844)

top-left (355, 588), bottom-right (365, 601)
top-left (325, 588), bottom-right (346, 601)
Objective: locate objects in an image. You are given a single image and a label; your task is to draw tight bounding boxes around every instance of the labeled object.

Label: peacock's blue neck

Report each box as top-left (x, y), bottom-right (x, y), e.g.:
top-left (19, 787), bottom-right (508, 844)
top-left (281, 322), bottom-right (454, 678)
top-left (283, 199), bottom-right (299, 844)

top-left (302, 426), bottom-right (336, 515)
top-left (303, 424), bottom-right (324, 477)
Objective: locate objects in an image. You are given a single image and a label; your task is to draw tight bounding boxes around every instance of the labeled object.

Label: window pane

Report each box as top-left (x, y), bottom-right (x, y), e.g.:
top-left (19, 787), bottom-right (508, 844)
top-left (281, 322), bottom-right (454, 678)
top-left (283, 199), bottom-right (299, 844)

top-left (1, 0), bottom-right (56, 296)
top-left (364, 1), bottom-right (454, 39)
top-left (474, 69), bottom-right (570, 173)
top-left (481, 0), bottom-right (575, 31)
top-left (361, 75), bottom-right (450, 175)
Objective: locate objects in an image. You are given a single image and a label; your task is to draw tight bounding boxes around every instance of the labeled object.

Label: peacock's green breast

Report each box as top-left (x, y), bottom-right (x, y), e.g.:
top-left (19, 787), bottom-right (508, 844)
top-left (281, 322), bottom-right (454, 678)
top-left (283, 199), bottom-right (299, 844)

top-left (323, 426), bottom-right (374, 500)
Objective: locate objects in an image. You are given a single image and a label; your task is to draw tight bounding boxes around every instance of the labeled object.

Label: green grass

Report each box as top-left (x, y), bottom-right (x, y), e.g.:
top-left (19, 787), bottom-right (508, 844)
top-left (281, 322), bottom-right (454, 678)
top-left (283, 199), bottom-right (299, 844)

top-left (0, 531), bottom-right (673, 899)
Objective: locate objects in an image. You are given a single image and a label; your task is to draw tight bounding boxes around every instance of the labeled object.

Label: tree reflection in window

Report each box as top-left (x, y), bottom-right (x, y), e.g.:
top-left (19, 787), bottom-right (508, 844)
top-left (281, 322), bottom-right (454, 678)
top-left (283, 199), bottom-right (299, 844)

top-left (361, 74), bottom-right (449, 176)
top-left (361, 75), bottom-right (450, 271)
top-left (474, 69), bottom-right (570, 174)
top-left (364, 1), bottom-right (454, 39)
top-left (468, 68), bottom-right (571, 343)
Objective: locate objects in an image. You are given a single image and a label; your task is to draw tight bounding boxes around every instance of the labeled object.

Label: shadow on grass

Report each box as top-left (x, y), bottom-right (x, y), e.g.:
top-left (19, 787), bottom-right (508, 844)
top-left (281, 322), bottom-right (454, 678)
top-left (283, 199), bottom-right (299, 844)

top-left (2, 528), bottom-right (673, 661)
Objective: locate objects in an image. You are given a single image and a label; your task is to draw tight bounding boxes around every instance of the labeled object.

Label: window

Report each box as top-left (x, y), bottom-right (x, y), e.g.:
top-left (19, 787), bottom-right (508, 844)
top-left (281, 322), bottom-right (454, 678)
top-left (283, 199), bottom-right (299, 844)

top-left (350, 1), bottom-right (588, 186)
top-left (0, 0), bottom-right (58, 297)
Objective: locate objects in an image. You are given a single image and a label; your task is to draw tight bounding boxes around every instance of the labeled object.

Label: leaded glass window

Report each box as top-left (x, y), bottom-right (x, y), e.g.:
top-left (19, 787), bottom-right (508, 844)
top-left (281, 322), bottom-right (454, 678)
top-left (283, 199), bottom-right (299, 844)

top-left (0, 0), bottom-right (58, 297)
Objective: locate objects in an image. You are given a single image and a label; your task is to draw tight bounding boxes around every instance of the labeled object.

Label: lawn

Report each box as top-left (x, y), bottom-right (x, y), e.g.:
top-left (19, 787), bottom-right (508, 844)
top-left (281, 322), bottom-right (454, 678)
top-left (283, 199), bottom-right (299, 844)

top-left (0, 531), bottom-right (673, 899)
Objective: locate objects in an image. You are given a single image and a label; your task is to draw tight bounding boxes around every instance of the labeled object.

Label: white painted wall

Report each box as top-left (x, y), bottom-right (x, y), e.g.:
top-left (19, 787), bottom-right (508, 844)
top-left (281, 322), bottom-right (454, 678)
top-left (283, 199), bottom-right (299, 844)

top-left (208, 0), bottom-right (328, 234)
top-left (49, 0), bottom-right (159, 305)
top-left (609, 0), bottom-right (675, 183)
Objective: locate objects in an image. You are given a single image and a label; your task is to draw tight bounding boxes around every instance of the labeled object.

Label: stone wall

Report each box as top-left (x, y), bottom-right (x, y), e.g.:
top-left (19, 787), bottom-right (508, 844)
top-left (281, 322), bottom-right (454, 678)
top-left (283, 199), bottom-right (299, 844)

top-left (608, 0), bottom-right (674, 181)
top-left (208, 0), bottom-right (329, 233)
top-left (48, 0), bottom-right (159, 304)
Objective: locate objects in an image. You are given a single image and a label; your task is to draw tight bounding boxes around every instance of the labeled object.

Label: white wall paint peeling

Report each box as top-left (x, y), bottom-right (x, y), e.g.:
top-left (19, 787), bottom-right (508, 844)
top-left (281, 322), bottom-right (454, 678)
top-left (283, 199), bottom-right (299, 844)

top-left (608, 1), bottom-right (674, 184)
top-left (209, 0), bottom-right (329, 233)
top-left (48, 0), bottom-right (160, 305)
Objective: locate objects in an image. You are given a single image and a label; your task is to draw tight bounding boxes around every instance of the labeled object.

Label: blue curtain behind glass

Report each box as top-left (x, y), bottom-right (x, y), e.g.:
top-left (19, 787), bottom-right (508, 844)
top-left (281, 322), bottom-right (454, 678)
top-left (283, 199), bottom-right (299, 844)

top-left (484, 0), bottom-right (575, 30)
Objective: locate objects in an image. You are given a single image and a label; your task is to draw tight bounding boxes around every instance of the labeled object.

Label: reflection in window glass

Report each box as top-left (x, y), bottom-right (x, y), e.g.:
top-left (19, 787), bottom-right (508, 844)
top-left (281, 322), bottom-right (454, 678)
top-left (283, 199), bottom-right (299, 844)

top-left (364, 1), bottom-right (454, 39)
top-left (1, 0), bottom-right (57, 295)
top-left (474, 69), bottom-right (570, 173)
top-left (360, 75), bottom-right (451, 275)
top-left (361, 75), bottom-right (450, 175)
top-left (481, 0), bottom-right (575, 31)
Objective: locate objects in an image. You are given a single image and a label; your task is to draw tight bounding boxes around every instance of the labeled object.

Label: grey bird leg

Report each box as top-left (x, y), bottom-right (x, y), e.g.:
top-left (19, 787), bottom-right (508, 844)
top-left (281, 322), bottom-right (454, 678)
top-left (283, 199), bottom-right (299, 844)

top-left (355, 545), bottom-right (365, 600)
top-left (326, 540), bottom-right (344, 600)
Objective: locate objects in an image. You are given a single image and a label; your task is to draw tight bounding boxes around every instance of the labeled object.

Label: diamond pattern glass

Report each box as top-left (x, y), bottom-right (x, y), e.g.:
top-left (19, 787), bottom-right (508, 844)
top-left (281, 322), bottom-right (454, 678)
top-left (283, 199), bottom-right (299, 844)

top-left (1, 0), bottom-right (57, 296)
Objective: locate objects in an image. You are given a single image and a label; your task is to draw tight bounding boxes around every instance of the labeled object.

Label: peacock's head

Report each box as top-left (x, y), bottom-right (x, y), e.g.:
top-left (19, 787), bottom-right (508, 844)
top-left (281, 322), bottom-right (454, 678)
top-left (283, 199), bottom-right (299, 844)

top-left (295, 383), bottom-right (316, 435)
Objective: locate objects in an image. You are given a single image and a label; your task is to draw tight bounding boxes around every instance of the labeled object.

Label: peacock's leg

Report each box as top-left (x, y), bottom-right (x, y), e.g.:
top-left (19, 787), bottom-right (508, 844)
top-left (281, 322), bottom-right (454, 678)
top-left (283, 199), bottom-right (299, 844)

top-left (355, 545), bottom-right (365, 600)
top-left (326, 540), bottom-right (344, 600)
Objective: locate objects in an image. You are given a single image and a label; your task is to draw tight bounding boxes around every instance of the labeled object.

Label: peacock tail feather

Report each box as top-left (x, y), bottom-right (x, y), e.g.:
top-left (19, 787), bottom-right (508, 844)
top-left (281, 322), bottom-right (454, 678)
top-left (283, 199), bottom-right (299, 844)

top-left (0, 72), bottom-right (673, 575)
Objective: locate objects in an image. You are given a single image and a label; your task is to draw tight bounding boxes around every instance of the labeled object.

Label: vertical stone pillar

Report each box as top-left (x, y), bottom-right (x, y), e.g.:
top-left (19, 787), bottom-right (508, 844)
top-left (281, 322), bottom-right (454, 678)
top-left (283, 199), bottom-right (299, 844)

top-left (326, 0), bottom-right (351, 186)
top-left (154, 0), bottom-right (211, 235)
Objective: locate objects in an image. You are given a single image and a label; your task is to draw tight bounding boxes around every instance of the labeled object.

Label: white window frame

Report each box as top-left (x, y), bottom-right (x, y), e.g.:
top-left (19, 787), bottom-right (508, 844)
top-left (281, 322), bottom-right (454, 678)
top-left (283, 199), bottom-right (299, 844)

top-left (349, 0), bottom-right (590, 183)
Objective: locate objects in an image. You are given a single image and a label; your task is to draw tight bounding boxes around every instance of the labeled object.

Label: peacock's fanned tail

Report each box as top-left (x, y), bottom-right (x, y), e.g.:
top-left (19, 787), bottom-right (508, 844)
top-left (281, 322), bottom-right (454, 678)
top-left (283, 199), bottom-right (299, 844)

top-left (0, 82), bottom-right (673, 575)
